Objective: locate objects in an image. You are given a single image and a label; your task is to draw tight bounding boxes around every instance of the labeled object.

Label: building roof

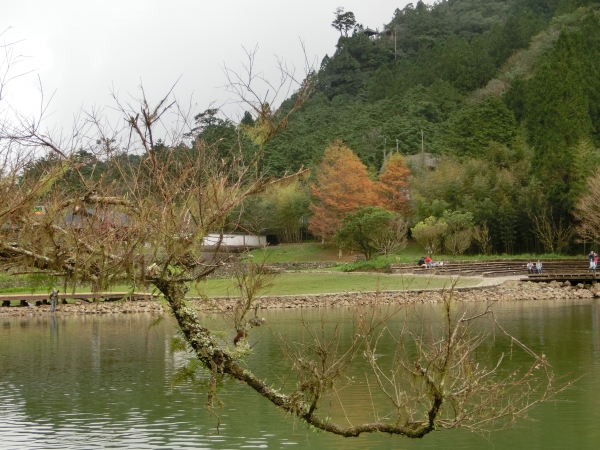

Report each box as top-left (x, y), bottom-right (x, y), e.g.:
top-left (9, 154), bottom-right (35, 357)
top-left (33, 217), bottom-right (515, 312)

top-left (404, 152), bottom-right (438, 169)
top-left (63, 207), bottom-right (132, 227)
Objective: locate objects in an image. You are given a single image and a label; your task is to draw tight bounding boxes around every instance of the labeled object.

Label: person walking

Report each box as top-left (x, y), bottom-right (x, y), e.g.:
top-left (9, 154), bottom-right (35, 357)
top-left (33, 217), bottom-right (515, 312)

top-left (589, 251), bottom-right (596, 272)
top-left (49, 288), bottom-right (59, 313)
top-left (536, 260), bottom-right (543, 274)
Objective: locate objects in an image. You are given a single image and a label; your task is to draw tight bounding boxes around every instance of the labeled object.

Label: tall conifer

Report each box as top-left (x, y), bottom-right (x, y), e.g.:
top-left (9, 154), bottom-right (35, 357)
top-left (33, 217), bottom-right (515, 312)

top-left (377, 153), bottom-right (411, 215)
top-left (308, 140), bottom-right (378, 241)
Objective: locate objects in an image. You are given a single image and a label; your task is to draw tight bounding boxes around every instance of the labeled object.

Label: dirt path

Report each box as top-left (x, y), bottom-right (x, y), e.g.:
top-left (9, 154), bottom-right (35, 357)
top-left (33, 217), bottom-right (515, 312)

top-left (474, 275), bottom-right (524, 287)
top-left (396, 273), bottom-right (525, 289)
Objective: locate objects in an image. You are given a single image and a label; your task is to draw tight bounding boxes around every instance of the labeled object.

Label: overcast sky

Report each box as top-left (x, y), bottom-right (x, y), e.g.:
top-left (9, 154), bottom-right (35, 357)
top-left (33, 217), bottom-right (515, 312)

top-left (3, 0), bottom-right (429, 134)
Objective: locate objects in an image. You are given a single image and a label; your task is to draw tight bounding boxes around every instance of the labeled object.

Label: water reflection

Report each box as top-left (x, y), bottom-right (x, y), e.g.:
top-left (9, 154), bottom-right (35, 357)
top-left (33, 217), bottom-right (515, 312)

top-left (50, 315), bottom-right (58, 339)
top-left (0, 301), bottom-right (599, 449)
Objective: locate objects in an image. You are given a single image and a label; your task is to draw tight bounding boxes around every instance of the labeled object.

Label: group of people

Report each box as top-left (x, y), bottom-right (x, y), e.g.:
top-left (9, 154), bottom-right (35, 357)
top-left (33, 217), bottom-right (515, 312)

top-left (414, 252), bottom-right (600, 276)
top-left (526, 260), bottom-right (543, 274)
top-left (417, 256), bottom-right (444, 268)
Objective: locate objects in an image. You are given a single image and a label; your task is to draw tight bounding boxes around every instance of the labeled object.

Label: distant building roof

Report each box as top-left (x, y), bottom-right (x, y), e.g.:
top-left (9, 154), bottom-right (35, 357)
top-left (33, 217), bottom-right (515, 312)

top-left (404, 152), bottom-right (438, 169)
top-left (63, 207), bottom-right (132, 227)
top-left (363, 27), bottom-right (378, 37)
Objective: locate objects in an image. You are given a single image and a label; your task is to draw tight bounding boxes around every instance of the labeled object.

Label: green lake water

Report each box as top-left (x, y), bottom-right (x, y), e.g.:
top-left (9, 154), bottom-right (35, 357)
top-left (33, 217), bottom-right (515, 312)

top-left (1, 299), bottom-right (599, 449)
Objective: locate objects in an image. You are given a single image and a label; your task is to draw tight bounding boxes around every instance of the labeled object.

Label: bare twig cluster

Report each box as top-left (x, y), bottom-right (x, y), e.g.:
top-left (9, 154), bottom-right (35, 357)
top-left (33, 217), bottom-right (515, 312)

top-left (0, 38), bottom-right (562, 440)
top-left (263, 294), bottom-right (560, 437)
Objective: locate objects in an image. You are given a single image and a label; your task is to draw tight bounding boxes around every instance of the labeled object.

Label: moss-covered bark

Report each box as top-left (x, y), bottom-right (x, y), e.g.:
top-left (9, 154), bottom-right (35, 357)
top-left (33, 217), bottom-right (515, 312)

top-left (154, 278), bottom-right (440, 438)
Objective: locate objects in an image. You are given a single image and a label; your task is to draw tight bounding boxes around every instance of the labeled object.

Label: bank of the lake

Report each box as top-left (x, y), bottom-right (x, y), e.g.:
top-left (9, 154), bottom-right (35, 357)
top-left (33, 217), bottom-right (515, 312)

top-left (2, 299), bottom-right (600, 449)
top-left (1, 279), bottom-right (598, 317)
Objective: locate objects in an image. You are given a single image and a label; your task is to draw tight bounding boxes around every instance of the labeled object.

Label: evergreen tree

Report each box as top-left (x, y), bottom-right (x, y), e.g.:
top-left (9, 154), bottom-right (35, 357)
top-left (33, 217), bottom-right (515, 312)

top-left (377, 153), bottom-right (411, 215)
top-left (523, 29), bottom-right (593, 214)
top-left (443, 96), bottom-right (518, 157)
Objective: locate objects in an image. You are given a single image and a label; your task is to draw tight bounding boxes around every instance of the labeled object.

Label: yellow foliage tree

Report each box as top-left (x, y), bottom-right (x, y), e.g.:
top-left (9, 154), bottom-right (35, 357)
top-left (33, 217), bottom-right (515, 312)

top-left (308, 140), bottom-right (379, 241)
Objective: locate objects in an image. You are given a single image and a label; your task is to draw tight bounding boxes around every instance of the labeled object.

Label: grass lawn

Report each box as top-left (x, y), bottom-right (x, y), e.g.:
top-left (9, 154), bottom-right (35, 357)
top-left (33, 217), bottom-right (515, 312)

top-left (245, 241), bottom-right (432, 265)
top-left (247, 242), bottom-right (346, 263)
top-left (0, 283), bottom-right (140, 296)
top-left (195, 272), bottom-right (478, 297)
top-left (0, 273), bottom-right (476, 299)
top-left (1, 239), bottom-right (574, 300)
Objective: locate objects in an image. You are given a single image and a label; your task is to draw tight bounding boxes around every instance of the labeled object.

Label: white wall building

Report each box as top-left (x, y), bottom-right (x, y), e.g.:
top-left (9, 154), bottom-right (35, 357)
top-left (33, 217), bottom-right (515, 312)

top-left (202, 234), bottom-right (267, 249)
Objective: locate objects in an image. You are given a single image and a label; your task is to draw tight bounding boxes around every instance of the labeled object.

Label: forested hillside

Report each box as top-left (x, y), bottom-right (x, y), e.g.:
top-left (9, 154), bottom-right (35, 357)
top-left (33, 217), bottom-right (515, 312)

top-left (24, 0), bottom-right (600, 255)
top-left (250, 0), bottom-right (600, 254)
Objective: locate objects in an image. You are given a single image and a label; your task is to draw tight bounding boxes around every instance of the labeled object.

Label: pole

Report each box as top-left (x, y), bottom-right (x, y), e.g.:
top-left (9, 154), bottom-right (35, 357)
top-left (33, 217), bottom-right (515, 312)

top-left (384, 137), bottom-right (387, 160)
top-left (421, 129), bottom-right (425, 166)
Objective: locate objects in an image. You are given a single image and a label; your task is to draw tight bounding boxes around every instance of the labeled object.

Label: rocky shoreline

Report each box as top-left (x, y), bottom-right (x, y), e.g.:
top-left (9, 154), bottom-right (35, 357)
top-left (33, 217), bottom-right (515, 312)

top-left (1, 279), bottom-right (598, 317)
top-left (198, 279), bottom-right (598, 310)
top-left (0, 300), bottom-right (165, 317)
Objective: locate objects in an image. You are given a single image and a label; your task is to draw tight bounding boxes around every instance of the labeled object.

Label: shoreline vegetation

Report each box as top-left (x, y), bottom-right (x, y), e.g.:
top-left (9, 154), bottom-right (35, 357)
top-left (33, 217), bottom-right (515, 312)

top-left (1, 279), bottom-right (597, 317)
top-left (0, 273), bottom-right (479, 297)
top-left (246, 241), bottom-right (585, 263)
top-left (1, 242), bottom-right (595, 317)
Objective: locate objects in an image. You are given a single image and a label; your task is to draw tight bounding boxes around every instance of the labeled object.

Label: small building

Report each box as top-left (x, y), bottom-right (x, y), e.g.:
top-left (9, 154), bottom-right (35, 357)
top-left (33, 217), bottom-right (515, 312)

top-left (202, 234), bottom-right (267, 251)
top-left (363, 27), bottom-right (378, 38)
top-left (404, 152), bottom-right (438, 170)
top-left (63, 207), bottom-right (131, 227)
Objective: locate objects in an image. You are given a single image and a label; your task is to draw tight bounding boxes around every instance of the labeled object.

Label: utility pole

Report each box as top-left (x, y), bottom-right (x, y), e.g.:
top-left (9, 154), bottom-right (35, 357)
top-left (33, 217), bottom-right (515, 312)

top-left (384, 137), bottom-right (387, 160)
top-left (394, 25), bottom-right (401, 60)
top-left (421, 129), bottom-right (425, 167)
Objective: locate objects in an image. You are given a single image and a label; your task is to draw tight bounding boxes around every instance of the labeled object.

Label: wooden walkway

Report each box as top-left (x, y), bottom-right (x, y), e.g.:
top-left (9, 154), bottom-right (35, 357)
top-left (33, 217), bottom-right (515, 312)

top-left (0, 292), bottom-right (155, 307)
top-left (521, 273), bottom-right (600, 283)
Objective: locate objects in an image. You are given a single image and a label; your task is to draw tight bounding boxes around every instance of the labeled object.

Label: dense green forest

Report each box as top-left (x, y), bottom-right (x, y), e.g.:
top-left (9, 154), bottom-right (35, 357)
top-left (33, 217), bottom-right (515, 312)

top-left (254, 0), bottom-right (600, 254)
top-left (28, 0), bottom-right (600, 255)
top-left (265, 0), bottom-right (600, 169)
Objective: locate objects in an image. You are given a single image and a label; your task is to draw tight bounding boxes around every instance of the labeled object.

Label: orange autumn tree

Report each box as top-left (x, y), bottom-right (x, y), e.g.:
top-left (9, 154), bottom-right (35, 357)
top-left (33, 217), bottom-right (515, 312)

top-left (377, 153), bottom-right (411, 214)
top-left (308, 140), bottom-right (379, 241)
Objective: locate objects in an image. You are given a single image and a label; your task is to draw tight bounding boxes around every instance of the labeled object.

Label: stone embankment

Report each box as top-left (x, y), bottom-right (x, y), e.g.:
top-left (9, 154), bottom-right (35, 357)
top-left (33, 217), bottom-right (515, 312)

top-left (0, 300), bottom-right (164, 317)
top-left (270, 262), bottom-right (340, 270)
top-left (207, 261), bottom-right (340, 278)
top-left (196, 279), bottom-right (598, 310)
top-left (1, 279), bottom-right (598, 317)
